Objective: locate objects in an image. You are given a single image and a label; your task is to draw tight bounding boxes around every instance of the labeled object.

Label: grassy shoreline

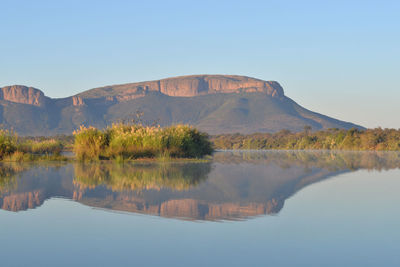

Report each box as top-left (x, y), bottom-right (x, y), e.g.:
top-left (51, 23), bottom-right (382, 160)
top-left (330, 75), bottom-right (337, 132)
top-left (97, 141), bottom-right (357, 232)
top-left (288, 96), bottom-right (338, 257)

top-left (0, 124), bottom-right (214, 162)
top-left (0, 129), bottom-right (68, 162)
top-left (2, 126), bottom-right (400, 162)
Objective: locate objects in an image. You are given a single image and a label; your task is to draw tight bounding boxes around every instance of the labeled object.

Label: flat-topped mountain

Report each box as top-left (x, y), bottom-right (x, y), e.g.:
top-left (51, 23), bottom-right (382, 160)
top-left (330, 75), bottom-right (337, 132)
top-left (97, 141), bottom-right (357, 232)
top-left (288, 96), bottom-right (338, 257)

top-left (78, 75), bottom-right (284, 99)
top-left (0, 75), bottom-right (362, 135)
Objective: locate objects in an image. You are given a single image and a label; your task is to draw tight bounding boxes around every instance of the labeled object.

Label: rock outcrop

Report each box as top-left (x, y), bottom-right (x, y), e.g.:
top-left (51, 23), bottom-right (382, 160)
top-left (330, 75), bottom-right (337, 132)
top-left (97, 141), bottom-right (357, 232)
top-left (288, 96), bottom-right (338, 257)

top-left (0, 75), bottom-right (285, 105)
top-left (72, 96), bottom-right (85, 106)
top-left (78, 75), bottom-right (285, 100)
top-left (0, 85), bottom-right (47, 107)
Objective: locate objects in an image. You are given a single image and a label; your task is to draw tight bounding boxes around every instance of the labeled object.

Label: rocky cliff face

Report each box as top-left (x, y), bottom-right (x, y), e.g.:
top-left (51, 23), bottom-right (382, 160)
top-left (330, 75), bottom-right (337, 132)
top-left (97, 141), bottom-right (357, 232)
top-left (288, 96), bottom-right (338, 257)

top-left (0, 85), bottom-right (47, 107)
top-left (79, 75), bottom-right (285, 101)
top-left (0, 75), bottom-right (284, 105)
top-left (156, 75), bottom-right (284, 97)
top-left (72, 96), bottom-right (85, 106)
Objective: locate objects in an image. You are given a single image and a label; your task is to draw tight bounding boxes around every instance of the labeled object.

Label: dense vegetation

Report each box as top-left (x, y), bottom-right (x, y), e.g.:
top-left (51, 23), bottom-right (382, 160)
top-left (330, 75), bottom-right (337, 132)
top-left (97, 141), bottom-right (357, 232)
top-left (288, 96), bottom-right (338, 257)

top-left (73, 123), bottom-right (213, 161)
top-left (0, 130), bottom-right (65, 161)
top-left (212, 127), bottom-right (400, 151)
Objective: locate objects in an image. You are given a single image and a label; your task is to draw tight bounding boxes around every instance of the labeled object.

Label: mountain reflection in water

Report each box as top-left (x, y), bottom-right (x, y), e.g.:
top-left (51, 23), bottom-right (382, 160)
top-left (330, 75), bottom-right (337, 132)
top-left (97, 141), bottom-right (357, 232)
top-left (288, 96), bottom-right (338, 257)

top-left (1, 151), bottom-right (400, 221)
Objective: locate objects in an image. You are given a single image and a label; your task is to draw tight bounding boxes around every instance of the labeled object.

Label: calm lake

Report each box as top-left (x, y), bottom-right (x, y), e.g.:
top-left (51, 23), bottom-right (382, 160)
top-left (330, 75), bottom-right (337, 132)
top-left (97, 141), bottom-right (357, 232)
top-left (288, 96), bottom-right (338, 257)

top-left (1, 151), bottom-right (400, 266)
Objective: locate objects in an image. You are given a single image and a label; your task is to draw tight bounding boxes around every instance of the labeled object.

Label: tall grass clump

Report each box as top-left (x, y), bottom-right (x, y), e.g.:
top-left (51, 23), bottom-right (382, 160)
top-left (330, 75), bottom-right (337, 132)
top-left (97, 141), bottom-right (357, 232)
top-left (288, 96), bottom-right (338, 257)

top-left (0, 130), bottom-right (66, 162)
top-left (73, 126), bottom-right (109, 161)
top-left (73, 123), bottom-right (213, 161)
top-left (0, 130), bottom-right (18, 160)
top-left (18, 139), bottom-right (63, 155)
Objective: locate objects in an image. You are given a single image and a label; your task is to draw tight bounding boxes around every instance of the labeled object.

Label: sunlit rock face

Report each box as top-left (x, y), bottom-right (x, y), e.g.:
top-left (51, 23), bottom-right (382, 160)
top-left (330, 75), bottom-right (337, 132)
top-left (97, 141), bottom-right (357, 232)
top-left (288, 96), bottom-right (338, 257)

top-left (72, 96), bottom-right (85, 106)
top-left (0, 85), bottom-right (47, 107)
top-left (156, 75), bottom-right (284, 97)
top-left (0, 76), bottom-right (284, 106)
top-left (79, 75), bottom-right (285, 100)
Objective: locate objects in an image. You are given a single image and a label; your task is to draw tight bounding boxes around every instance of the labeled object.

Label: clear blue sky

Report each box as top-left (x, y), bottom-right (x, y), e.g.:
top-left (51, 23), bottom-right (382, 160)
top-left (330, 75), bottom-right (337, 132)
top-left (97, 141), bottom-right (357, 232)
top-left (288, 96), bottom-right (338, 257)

top-left (1, 0), bottom-right (399, 128)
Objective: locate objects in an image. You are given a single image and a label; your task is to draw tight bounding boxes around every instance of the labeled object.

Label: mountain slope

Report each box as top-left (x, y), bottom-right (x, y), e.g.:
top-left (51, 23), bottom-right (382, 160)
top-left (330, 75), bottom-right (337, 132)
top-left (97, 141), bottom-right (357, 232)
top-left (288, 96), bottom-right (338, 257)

top-left (0, 75), bottom-right (363, 135)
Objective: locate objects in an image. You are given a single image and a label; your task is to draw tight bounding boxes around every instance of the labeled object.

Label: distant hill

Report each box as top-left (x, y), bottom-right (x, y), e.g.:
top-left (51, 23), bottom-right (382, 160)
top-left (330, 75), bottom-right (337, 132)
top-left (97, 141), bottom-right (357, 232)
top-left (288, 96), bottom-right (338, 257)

top-left (0, 75), bottom-right (363, 135)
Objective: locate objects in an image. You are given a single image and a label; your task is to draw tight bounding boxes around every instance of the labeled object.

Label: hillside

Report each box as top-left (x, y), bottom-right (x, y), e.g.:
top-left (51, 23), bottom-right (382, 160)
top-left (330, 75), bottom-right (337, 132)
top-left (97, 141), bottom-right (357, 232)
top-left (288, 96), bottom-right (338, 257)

top-left (0, 75), bottom-right (362, 135)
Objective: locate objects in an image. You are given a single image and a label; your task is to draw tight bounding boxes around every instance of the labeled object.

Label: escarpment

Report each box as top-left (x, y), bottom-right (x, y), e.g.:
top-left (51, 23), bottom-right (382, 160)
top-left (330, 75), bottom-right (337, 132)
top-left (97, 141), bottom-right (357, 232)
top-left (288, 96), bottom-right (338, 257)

top-left (0, 85), bottom-right (47, 107)
top-left (78, 75), bottom-right (285, 100)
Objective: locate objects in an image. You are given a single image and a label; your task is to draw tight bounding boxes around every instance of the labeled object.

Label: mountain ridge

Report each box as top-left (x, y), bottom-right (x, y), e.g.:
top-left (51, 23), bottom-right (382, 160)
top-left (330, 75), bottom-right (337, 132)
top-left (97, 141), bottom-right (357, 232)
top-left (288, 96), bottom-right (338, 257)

top-left (76, 74), bottom-right (285, 100)
top-left (0, 75), bottom-right (363, 135)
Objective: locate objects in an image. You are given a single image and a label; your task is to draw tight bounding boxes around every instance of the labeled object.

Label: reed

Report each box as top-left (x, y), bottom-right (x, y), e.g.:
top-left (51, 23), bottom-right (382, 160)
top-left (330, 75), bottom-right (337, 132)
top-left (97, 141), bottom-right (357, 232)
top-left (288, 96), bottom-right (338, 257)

top-left (18, 139), bottom-right (63, 155)
top-left (73, 123), bottom-right (213, 161)
top-left (0, 130), bottom-right (65, 161)
top-left (0, 130), bottom-right (18, 159)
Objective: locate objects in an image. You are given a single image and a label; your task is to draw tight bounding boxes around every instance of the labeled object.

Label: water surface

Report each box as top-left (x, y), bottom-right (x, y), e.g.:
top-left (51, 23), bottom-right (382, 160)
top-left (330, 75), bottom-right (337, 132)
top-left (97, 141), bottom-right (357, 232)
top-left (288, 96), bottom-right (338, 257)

top-left (1, 151), bottom-right (400, 266)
